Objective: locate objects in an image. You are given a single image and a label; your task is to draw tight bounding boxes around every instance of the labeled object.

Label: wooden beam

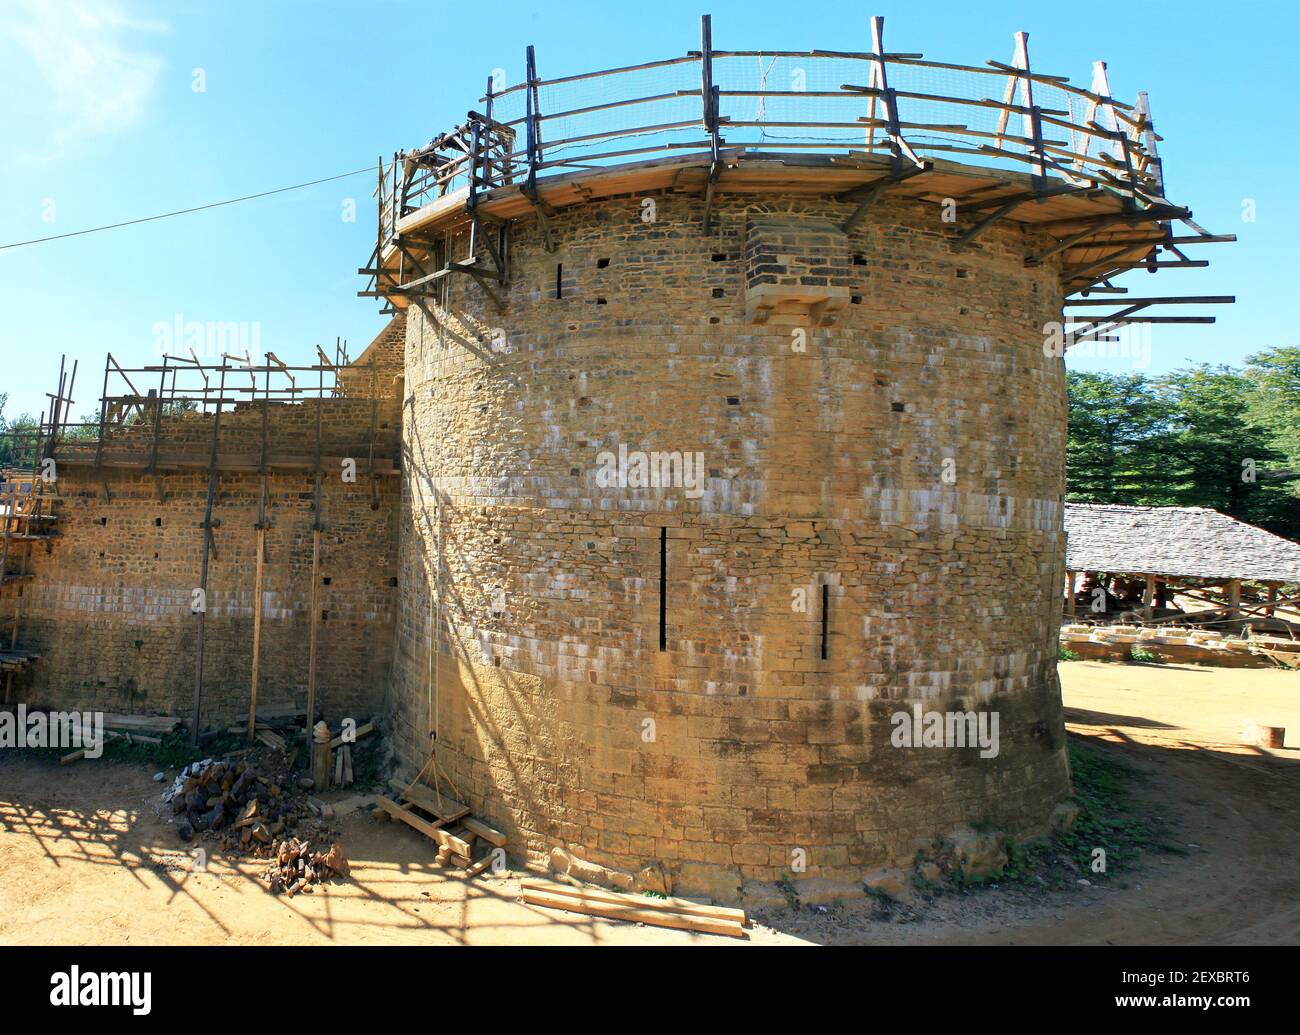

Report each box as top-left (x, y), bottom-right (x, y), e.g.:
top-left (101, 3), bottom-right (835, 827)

top-left (520, 885), bottom-right (745, 938)
top-left (306, 527), bottom-right (321, 729)
top-left (954, 196), bottom-right (1025, 245)
top-left (462, 816), bottom-right (508, 847)
top-left (1065, 316), bottom-right (1216, 325)
top-left (840, 162), bottom-right (931, 232)
top-left (329, 720), bottom-right (376, 750)
top-left (1065, 295), bottom-right (1235, 307)
top-left (1025, 213), bottom-right (1134, 265)
top-left (521, 880), bottom-right (747, 924)
top-left (246, 523), bottom-right (266, 743)
top-left (375, 795), bottom-right (473, 856)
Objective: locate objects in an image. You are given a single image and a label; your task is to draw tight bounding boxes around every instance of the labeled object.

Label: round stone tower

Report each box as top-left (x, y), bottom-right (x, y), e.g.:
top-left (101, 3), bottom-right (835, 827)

top-left (373, 24), bottom-right (1213, 900)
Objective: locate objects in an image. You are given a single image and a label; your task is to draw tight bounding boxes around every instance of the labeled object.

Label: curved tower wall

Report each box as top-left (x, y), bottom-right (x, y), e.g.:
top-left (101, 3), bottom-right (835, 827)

top-left (388, 189), bottom-right (1071, 898)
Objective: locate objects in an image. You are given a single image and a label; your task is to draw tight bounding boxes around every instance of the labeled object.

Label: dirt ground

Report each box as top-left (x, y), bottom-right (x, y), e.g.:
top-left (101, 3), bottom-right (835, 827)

top-left (1, 660), bottom-right (1296, 946)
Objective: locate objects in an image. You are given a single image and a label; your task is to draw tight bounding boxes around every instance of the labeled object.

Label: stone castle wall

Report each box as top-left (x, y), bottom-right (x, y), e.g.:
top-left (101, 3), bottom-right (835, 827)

top-left (388, 187), bottom-right (1072, 900)
top-left (14, 390), bottom-right (402, 726)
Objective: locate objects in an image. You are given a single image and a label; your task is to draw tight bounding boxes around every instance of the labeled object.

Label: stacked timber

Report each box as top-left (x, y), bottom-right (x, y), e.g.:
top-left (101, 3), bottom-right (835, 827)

top-left (374, 778), bottom-right (507, 878)
top-left (520, 880), bottom-right (747, 938)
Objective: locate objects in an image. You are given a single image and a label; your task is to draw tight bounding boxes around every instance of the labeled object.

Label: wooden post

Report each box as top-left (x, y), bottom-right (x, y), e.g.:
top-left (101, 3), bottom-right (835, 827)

top-left (306, 526), bottom-right (321, 730)
top-left (0, 483), bottom-right (15, 595)
top-left (306, 355), bottom-right (324, 737)
top-left (1133, 91), bottom-right (1165, 198)
top-left (391, 153), bottom-right (399, 241)
top-left (1065, 569), bottom-right (1076, 617)
top-left (1226, 579), bottom-right (1241, 619)
top-left (311, 720), bottom-right (332, 789)
top-left (699, 13), bottom-right (722, 231)
top-left (1142, 574), bottom-right (1155, 622)
top-left (0, 482), bottom-right (14, 706)
top-left (9, 543), bottom-right (25, 650)
top-left (191, 363), bottom-right (225, 744)
top-left (525, 45), bottom-right (540, 196)
top-left (94, 355), bottom-right (111, 468)
top-left (246, 523), bottom-right (266, 742)
top-left (192, 475), bottom-right (216, 745)
top-left (147, 358), bottom-right (168, 474)
top-left (1266, 583), bottom-right (1278, 617)
top-left (870, 17), bottom-right (906, 171)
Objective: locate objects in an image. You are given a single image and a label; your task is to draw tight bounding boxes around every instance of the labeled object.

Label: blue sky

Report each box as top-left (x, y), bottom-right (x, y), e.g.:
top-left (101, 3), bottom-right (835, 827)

top-left (1, 0), bottom-right (1296, 419)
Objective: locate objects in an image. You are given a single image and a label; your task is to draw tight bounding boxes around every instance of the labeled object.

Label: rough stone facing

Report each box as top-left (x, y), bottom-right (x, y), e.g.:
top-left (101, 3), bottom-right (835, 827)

top-left (20, 393), bottom-right (402, 725)
top-left (389, 188), bottom-right (1072, 900)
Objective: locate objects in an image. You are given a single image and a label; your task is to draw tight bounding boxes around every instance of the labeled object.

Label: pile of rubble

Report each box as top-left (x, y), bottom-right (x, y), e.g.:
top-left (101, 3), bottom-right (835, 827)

top-left (263, 838), bottom-right (349, 896)
top-left (161, 751), bottom-right (346, 894)
top-left (164, 755), bottom-right (303, 847)
top-left (154, 717), bottom-right (386, 896)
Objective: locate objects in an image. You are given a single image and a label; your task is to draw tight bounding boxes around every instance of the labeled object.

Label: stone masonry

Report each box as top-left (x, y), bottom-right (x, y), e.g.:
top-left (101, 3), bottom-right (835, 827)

top-left (12, 183), bottom-right (1074, 904)
top-left (387, 187), bottom-right (1072, 901)
top-left (17, 335), bottom-right (404, 727)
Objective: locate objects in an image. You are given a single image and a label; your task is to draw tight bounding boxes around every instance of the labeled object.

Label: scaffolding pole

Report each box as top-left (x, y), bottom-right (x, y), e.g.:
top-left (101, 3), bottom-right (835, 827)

top-left (191, 363), bottom-right (226, 745)
top-left (247, 480), bottom-right (267, 743)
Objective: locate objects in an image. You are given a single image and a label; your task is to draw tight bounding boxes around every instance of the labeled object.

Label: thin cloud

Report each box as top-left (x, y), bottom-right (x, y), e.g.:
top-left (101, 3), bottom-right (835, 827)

top-left (2, 0), bottom-right (169, 159)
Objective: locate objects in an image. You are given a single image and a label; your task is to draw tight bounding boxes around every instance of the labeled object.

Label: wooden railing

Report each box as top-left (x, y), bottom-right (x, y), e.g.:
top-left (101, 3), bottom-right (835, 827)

top-left (382, 16), bottom-right (1169, 220)
top-left (357, 15), bottom-right (1226, 312)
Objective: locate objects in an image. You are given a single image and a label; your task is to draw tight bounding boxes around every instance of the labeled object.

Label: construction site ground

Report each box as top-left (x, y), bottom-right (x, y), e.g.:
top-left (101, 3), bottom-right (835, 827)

top-left (1, 660), bottom-right (1296, 946)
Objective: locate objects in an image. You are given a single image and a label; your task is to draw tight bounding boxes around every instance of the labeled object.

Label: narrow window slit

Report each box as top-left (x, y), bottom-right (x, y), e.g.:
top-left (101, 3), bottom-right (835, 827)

top-left (659, 528), bottom-right (667, 652)
top-left (820, 583), bottom-right (829, 660)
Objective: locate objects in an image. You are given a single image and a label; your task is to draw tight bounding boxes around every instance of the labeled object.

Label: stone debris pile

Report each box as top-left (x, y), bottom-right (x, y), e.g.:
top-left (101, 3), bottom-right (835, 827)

top-left (263, 838), bottom-right (350, 896)
top-left (154, 737), bottom-right (368, 896)
top-left (160, 750), bottom-right (345, 885)
top-left (163, 755), bottom-right (298, 847)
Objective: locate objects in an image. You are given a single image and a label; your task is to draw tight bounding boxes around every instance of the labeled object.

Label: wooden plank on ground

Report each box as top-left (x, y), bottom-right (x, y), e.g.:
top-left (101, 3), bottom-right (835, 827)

top-left (111, 732), bottom-right (161, 745)
top-left (520, 879), bottom-right (746, 924)
top-left (521, 887), bottom-right (746, 938)
top-left (461, 816), bottom-right (508, 847)
top-left (375, 795), bottom-right (473, 856)
top-left (465, 855), bottom-right (496, 878)
top-left (99, 713), bottom-right (181, 732)
top-left (59, 730), bottom-right (125, 764)
top-left (257, 729), bottom-right (286, 751)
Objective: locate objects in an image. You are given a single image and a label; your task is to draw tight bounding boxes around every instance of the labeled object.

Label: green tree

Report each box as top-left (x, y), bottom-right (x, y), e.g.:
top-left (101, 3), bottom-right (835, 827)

top-left (1065, 358), bottom-right (1300, 541)
top-left (1065, 371), bottom-right (1175, 503)
top-left (1153, 363), bottom-right (1282, 517)
top-left (0, 393), bottom-right (40, 470)
top-left (1242, 347), bottom-right (1300, 537)
top-left (1244, 347), bottom-right (1300, 465)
